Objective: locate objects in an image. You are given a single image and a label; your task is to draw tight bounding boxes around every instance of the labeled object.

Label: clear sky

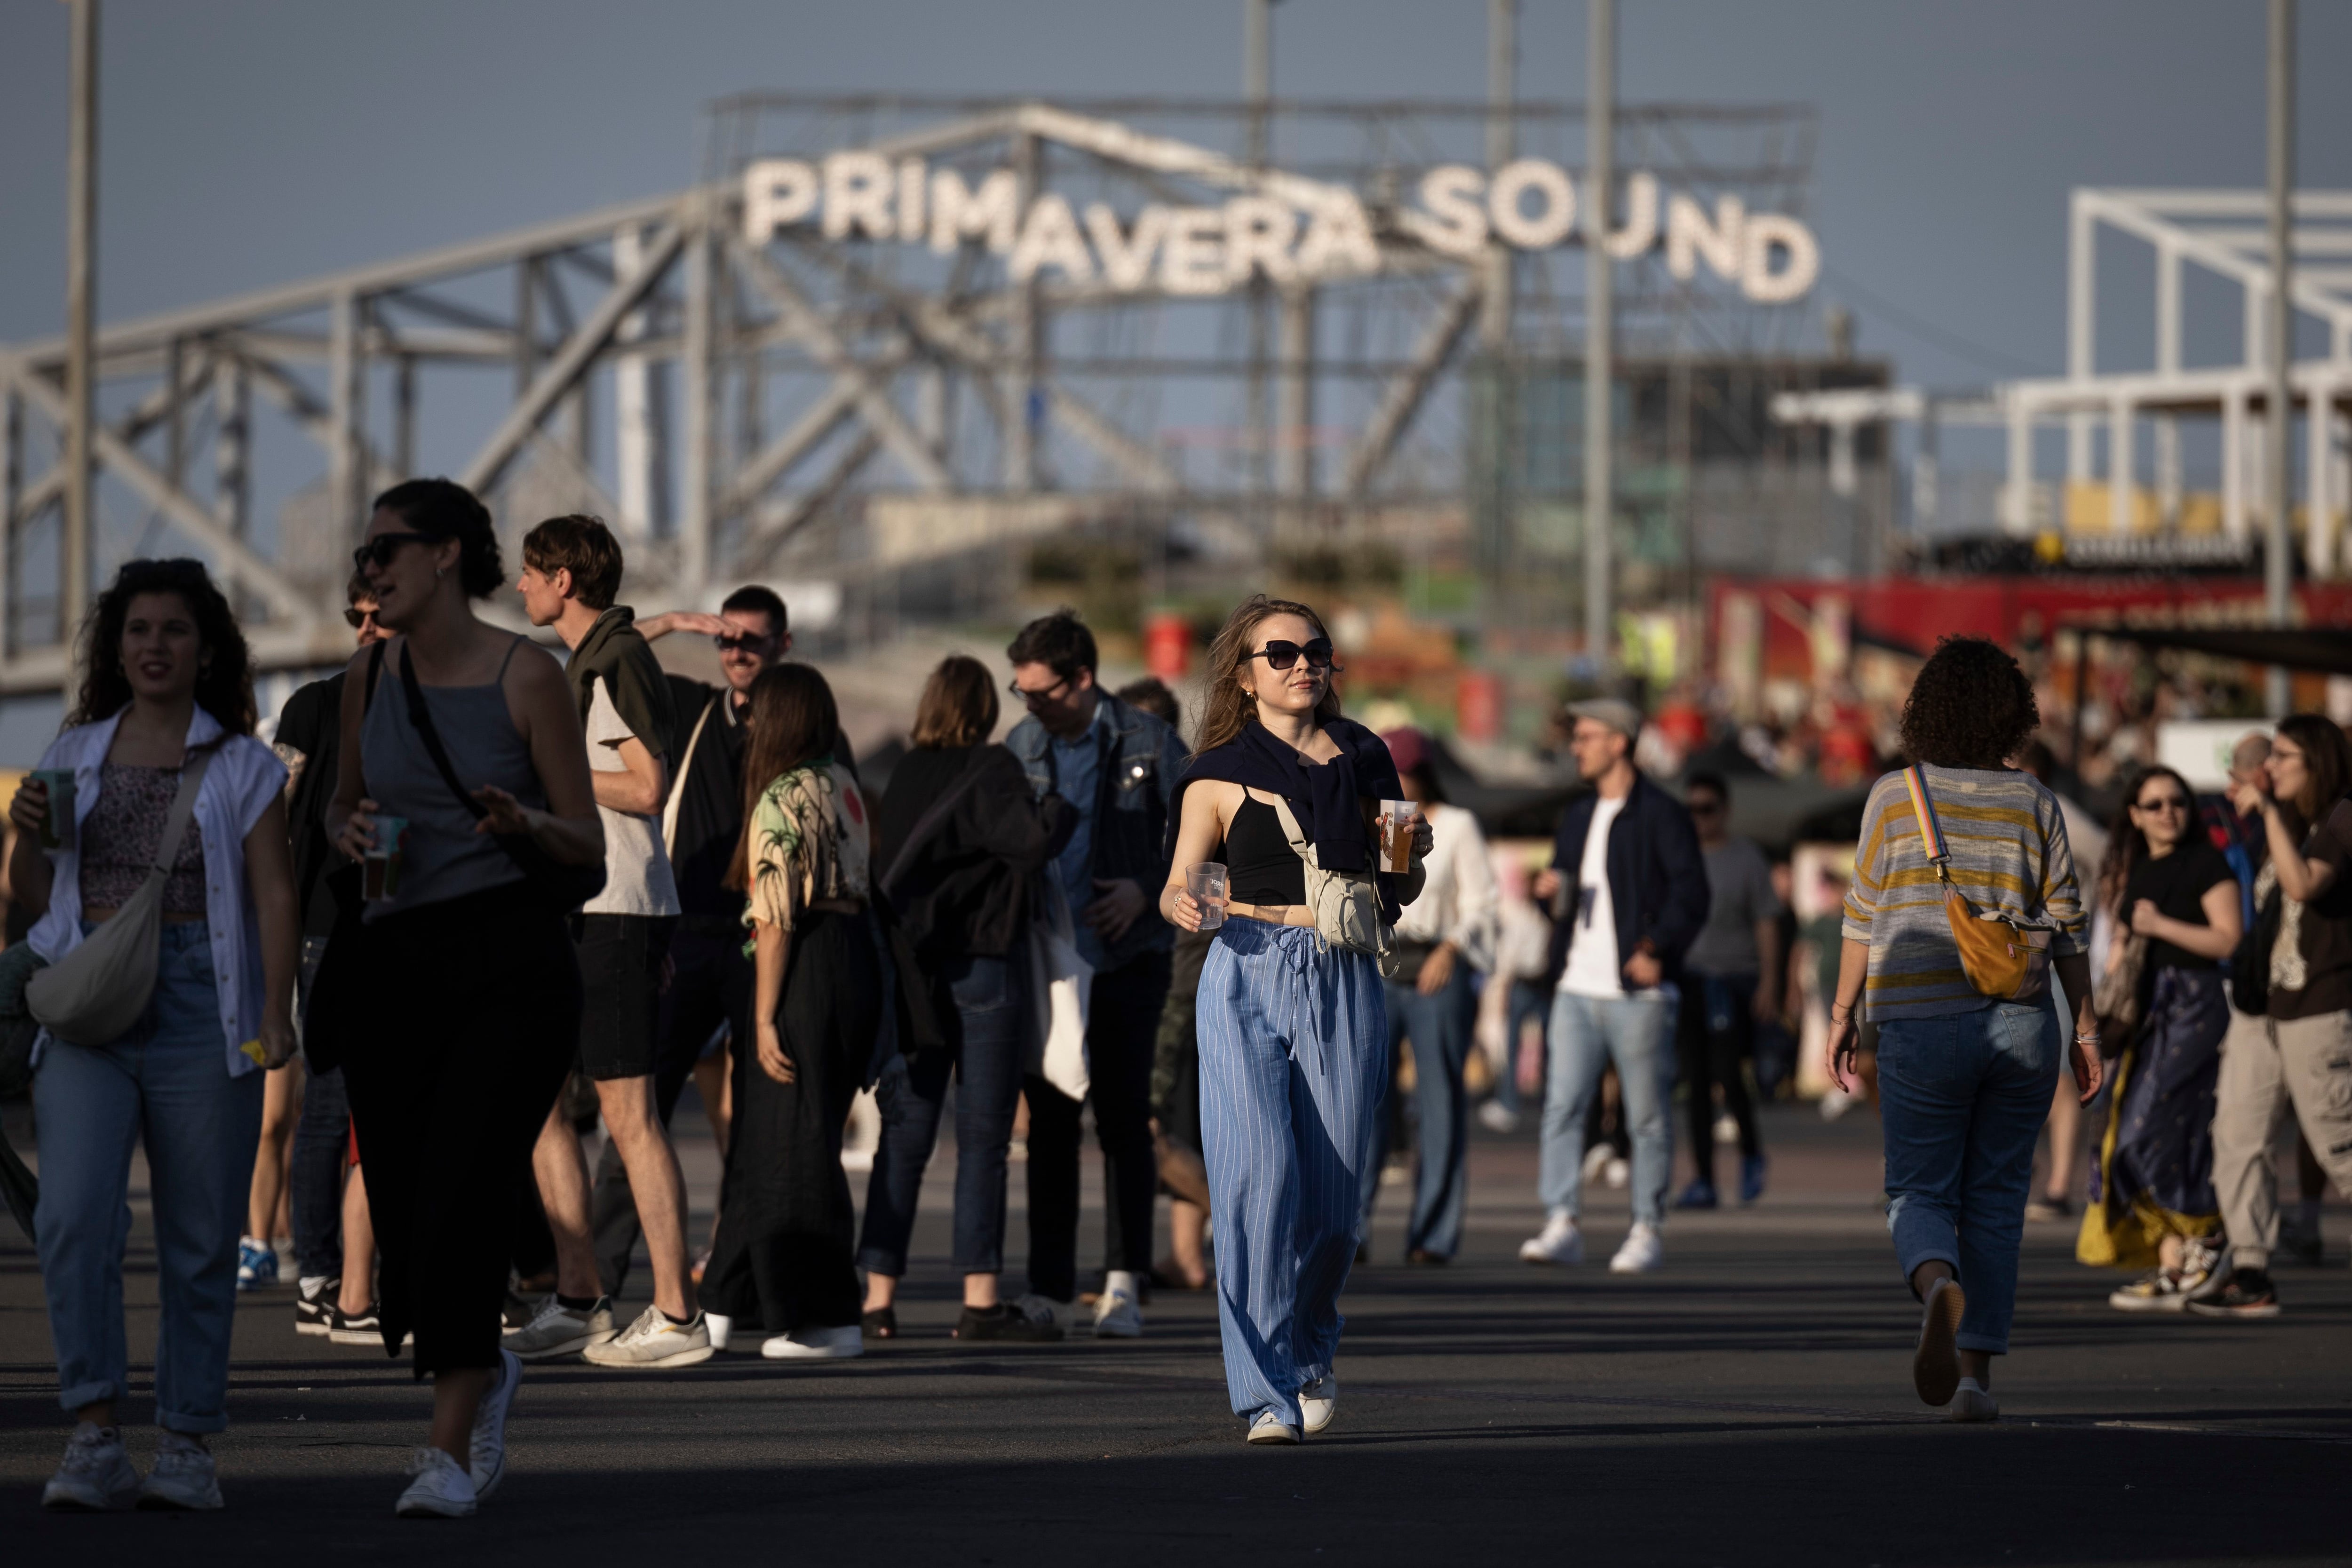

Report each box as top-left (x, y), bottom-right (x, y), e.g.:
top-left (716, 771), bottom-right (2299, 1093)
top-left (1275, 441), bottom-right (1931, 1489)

top-left (1, 0), bottom-right (2347, 390)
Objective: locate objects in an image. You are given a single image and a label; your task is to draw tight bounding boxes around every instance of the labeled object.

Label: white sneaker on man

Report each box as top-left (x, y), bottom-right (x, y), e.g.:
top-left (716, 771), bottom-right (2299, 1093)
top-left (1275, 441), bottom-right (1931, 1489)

top-left (761, 1323), bottom-right (864, 1359)
top-left (396, 1447), bottom-right (477, 1518)
top-left (469, 1348), bottom-right (521, 1499)
top-left (1608, 1222), bottom-right (1664, 1274)
top-left (136, 1432), bottom-right (222, 1511)
top-left (582, 1305), bottom-right (715, 1369)
top-left (42, 1423), bottom-right (141, 1511)
top-left (1298, 1375), bottom-right (1337, 1435)
top-left (1093, 1271), bottom-right (1145, 1338)
top-left (1519, 1210), bottom-right (1585, 1265)
top-left (505, 1294), bottom-right (616, 1362)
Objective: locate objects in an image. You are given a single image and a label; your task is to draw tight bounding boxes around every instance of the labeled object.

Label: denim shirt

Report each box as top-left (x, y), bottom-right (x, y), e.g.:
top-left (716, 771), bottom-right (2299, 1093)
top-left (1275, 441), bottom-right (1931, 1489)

top-left (1048, 703), bottom-right (1110, 966)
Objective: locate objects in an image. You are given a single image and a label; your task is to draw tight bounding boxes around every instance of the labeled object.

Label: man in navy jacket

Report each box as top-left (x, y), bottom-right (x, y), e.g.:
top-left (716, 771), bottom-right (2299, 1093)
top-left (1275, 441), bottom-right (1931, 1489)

top-left (1519, 698), bottom-right (1708, 1274)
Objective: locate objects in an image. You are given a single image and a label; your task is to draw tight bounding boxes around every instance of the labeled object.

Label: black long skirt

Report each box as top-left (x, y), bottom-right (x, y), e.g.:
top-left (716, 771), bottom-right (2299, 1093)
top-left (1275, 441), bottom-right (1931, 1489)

top-left (700, 908), bottom-right (880, 1334)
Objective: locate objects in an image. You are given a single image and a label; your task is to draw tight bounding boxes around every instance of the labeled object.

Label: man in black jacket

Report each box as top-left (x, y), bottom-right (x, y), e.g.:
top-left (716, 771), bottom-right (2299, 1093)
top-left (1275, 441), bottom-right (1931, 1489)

top-left (1518, 698), bottom-right (1708, 1275)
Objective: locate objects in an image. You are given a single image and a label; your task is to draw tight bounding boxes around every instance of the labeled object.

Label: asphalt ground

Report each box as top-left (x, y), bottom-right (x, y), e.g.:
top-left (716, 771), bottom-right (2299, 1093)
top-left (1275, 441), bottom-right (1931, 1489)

top-left (3, 1095), bottom-right (2348, 1568)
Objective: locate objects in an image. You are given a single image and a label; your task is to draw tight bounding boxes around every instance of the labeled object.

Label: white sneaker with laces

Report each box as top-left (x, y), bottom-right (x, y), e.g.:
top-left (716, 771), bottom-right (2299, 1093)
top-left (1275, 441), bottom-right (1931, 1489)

top-left (136, 1432), bottom-right (222, 1511)
top-left (1947, 1377), bottom-right (2000, 1423)
top-left (469, 1348), bottom-right (520, 1499)
top-left (505, 1295), bottom-right (616, 1362)
top-left (1609, 1221), bottom-right (1664, 1274)
top-left (581, 1305), bottom-right (715, 1369)
top-left (396, 1446), bottom-right (477, 1518)
top-left (1298, 1375), bottom-right (1337, 1435)
top-left (1093, 1271), bottom-right (1145, 1338)
top-left (42, 1422), bottom-right (141, 1511)
top-left (761, 1323), bottom-right (864, 1359)
top-left (1247, 1409), bottom-right (1301, 1445)
top-left (1478, 1101), bottom-right (1520, 1134)
top-left (1519, 1210), bottom-right (1585, 1265)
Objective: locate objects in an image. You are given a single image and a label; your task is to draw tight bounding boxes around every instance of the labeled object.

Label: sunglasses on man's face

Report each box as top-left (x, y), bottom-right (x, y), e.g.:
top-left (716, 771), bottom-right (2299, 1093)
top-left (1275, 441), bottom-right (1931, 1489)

top-left (342, 605), bottom-right (380, 629)
top-left (352, 532), bottom-right (432, 572)
top-left (714, 632), bottom-right (775, 653)
top-left (1242, 638), bottom-right (1336, 672)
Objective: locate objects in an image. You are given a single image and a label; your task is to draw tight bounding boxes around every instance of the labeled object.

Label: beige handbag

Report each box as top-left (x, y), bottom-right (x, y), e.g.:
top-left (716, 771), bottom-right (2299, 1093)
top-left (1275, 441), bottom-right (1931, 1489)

top-left (1264, 793), bottom-right (1419, 978)
top-left (29, 748), bottom-right (215, 1047)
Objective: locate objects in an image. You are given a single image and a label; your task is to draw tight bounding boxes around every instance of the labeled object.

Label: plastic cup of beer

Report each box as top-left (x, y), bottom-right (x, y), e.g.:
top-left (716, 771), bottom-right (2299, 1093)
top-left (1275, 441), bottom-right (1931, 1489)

top-left (363, 815), bottom-right (408, 902)
top-left (28, 769), bottom-right (75, 850)
top-left (1380, 799), bottom-right (1419, 873)
top-left (1186, 862), bottom-right (1228, 931)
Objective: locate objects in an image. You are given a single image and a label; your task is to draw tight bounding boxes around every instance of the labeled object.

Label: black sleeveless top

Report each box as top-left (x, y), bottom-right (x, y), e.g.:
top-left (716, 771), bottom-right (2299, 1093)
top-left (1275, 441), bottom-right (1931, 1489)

top-left (1222, 795), bottom-right (1306, 906)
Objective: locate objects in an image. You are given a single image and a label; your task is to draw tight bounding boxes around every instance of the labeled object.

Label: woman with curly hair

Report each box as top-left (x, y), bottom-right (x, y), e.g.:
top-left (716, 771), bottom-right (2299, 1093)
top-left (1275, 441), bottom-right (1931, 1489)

top-left (10, 558), bottom-right (300, 1511)
top-left (1826, 635), bottom-right (2103, 1423)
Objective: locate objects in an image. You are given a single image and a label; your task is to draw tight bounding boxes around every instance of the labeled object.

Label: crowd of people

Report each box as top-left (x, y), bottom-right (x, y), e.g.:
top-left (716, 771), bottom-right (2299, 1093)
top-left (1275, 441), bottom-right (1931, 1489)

top-left (8, 472), bottom-right (2347, 1512)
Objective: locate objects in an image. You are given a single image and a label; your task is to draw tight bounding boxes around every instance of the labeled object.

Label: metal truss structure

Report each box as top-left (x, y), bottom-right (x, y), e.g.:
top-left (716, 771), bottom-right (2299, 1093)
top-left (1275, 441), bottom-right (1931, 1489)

top-left (0, 92), bottom-right (1820, 694)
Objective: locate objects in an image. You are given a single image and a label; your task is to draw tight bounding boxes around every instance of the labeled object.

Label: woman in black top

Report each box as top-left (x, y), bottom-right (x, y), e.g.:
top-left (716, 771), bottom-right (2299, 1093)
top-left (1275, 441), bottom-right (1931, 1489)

top-left (2090, 764), bottom-right (2241, 1312)
top-left (858, 656), bottom-right (1073, 1341)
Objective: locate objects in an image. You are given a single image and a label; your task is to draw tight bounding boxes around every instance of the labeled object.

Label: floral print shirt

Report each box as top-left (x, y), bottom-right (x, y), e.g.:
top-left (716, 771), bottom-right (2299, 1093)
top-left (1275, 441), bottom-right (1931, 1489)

top-left (743, 757), bottom-right (870, 939)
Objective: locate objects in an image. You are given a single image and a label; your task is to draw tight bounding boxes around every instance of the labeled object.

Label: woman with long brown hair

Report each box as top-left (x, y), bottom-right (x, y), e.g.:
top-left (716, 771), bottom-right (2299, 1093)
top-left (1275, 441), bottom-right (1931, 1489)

top-left (1160, 594), bottom-right (1429, 1444)
top-left (699, 662), bottom-right (881, 1360)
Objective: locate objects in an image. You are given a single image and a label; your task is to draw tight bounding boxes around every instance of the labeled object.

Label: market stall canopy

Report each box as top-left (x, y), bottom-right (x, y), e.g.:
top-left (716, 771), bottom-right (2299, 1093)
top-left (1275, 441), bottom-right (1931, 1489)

top-left (2071, 624), bottom-right (2352, 675)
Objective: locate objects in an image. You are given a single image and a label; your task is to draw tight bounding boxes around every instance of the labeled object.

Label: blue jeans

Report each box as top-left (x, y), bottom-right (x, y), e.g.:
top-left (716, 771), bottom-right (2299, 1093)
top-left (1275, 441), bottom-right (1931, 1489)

top-left (1878, 999), bottom-right (2061, 1356)
top-left (1538, 990), bottom-right (1674, 1227)
top-left (1494, 979), bottom-right (1550, 1115)
top-left (32, 922), bottom-right (263, 1431)
top-left (1362, 965), bottom-right (1475, 1257)
top-left (857, 954), bottom-right (1024, 1277)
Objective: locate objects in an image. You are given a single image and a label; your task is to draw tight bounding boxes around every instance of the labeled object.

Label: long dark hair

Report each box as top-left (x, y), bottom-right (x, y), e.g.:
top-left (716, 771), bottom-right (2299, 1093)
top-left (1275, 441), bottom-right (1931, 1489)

top-left (2096, 763), bottom-right (2195, 915)
top-left (724, 663), bottom-right (840, 893)
top-left (1197, 594), bottom-right (1343, 753)
top-left (2273, 712), bottom-right (2351, 824)
top-left (69, 558), bottom-right (255, 734)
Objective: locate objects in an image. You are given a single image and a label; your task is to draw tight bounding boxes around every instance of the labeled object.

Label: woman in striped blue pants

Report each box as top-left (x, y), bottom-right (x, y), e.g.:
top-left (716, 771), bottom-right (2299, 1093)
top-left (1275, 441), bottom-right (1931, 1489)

top-left (1162, 595), bottom-right (1429, 1444)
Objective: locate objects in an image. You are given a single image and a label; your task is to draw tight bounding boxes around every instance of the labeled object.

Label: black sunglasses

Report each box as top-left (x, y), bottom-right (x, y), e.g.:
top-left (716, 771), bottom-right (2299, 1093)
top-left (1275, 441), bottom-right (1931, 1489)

top-left (1242, 638), bottom-right (1337, 672)
top-left (352, 532), bottom-right (434, 572)
top-left (342, 605), bottom-right (380, 629)
top-left (2135, 793), bottom-right (2190, 812)
top-left (1009, 674), bottom-right (1074, 705)
top-left (714, 632), bottom-right (776, 653)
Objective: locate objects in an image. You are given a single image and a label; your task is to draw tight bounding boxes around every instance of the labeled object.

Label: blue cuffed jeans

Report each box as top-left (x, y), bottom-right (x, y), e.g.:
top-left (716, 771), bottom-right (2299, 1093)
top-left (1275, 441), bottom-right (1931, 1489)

top-left (1877, 998), bottom-right (2061, 1356)
top-left (32, 921), bottom-right (263, 1432)
top-left (1537, 990), bottom-right (1674, 1228)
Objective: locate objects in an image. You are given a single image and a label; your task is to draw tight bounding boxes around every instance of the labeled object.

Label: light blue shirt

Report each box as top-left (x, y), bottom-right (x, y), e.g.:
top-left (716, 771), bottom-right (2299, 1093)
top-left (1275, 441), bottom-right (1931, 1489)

top-left (1049, 699), bottom-right (1112, 970)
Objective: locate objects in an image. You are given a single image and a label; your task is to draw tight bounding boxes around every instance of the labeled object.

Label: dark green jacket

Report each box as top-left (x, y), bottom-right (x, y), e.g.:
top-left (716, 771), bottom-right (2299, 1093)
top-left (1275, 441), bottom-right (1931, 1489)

top-left (567, 606), bottom-right (675, 761)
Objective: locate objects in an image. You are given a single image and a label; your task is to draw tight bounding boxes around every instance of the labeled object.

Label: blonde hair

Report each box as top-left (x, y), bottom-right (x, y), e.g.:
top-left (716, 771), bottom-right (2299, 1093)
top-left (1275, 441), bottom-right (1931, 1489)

top-left (910, 655), bottom-right (1000, 749)
top-left (1195, 594), bottom-right (1342, 753)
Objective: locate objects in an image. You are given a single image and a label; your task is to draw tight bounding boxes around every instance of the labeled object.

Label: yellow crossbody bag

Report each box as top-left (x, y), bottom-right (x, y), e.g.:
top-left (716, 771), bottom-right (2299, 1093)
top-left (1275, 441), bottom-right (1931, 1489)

top-left (1901, 764), bottom-right (2051, 1002)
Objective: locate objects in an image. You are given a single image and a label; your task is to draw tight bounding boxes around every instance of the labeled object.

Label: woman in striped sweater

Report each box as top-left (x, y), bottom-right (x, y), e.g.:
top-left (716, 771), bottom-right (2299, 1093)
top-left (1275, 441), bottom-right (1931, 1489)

top-left (1826, 636), bottom-right (2104, 1425)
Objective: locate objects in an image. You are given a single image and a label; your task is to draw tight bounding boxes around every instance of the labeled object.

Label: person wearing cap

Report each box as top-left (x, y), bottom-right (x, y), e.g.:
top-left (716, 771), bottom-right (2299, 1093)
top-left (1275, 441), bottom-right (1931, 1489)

top-left (1359, 728), bottom-right (1499, 1265)
top-left (1519, 697), bottom-right (1708, 1274)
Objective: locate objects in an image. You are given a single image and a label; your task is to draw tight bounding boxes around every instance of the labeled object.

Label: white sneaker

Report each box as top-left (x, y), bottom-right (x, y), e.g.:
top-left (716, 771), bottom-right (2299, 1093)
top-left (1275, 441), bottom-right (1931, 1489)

top-left (581, 1305), bottom-right (715, 1369)
top-left (704, 1312), bottom-right (733, 1352)
top-left (1247, 1409), bottom-right (1301, 1445)
top-left (1580, 1144), bottom-right (1615, 1184)
top-left (1519, 1211), bottom-right (1585, 1265)
top-left (1299, 1375), bottom-right (1337, 1435)
top-left (396, 1446), bottom-right (477, 1518)
top-left (1093, 1271), bottom-right (1144, 1338)
top-left (504, 1294), bottom-right (616, 1362)
top-left (1609, 1222), bottom-right (1663, 1274)
top-left (1478, 1101), bottom-right (1520, 1134)
top-left (1604, 1157), bottom-right (1630, 1190)
top-left (1947, 1377), bottom-right (2000, 1423)
top-left (761, 1323), bottom-right (864, 1360)
top-left (135, 1432), bottom-right (221, 1511)
top-left (42, 1422), bottom-right (141, 1511)
top-left (469, 1348), bottom-right (520, 1499)
top-left (1913, 1275), bottom-right (1966, 1407)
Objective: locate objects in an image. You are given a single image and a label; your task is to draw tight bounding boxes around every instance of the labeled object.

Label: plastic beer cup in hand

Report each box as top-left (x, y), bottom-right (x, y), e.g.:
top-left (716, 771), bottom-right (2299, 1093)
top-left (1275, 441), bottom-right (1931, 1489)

top-left (1186, 862), bottom-right (1229, 931)
top-left (29, 770), bottom-right (75, 850)
top-left (364, 815), bottom-right (408, 902)
top-left (1380, 799), bottom-right (1419, 873)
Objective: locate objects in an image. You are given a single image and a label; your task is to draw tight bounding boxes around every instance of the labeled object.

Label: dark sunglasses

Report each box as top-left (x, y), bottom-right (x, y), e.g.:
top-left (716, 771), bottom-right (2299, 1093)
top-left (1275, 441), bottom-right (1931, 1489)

top-left (714, 632), bottom-right (775, 653)
top-left (1009, 674), bottom-right (1073, 705)
top-left (1242, 638), bottom-right (1336, 672)
top-left (352, 532), bottom-right (433, 572)
top-left (342, 605), bottom-right (380, 629)
top-left (2135, 794), bottom-right (2190, 813)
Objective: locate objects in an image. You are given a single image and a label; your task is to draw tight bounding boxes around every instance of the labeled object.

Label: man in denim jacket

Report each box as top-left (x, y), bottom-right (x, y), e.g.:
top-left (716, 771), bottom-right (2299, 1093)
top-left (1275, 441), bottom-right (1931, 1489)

top-left (1005, 610), bottom-right (1189, 1337)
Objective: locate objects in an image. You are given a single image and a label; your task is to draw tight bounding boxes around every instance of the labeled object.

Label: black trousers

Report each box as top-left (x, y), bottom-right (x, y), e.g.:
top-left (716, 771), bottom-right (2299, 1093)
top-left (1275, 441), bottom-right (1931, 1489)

top-left (1678, 971), bottom-right (1763, 1186)
top-left (343, 885), bottom-right (581, 1376)
top-left (591, 923), bottom-right (749, 1296)
top-left (1025, 947), bottom-right (1172, 1303)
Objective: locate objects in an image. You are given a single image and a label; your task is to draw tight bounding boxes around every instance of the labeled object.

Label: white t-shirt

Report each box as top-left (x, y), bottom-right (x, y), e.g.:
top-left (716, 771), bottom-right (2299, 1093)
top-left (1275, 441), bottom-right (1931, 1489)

top-left (1559, 793), bottom-right (1629, 998)
top-left (583, 680), bottom-right (681, 918)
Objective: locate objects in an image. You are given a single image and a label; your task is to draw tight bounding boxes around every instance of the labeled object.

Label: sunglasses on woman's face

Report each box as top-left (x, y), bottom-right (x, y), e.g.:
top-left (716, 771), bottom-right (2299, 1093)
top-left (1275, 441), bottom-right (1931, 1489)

top-left (1243, 638), bottom-right (1336, 672)
top-left (2135, 794), bottom-right (2189, 814)
top-left (352, 532), bottom-right (432, 572)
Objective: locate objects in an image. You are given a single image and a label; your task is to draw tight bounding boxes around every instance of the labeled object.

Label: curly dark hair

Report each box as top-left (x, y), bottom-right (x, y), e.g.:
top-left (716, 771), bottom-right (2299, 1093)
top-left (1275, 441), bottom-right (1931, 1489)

top-left (69, 557), bottom-right (256, 733)
top-left (371, 477), bottom-right (505, 598)
top-left (1897, 635), bottom-right (2039, 769)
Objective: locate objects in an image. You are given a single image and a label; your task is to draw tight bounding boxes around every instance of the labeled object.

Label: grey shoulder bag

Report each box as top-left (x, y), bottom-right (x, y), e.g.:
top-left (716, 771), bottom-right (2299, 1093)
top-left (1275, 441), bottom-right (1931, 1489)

top-left (28, 748), bottom-right (216, 1047)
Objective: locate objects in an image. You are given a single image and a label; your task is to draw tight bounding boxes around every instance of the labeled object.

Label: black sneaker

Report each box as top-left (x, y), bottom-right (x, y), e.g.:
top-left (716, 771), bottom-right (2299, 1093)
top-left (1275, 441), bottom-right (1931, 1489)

top-left (953, 1302), bottom-right (1064, 1343)
top-left (294, 1277), bottom-right (340, 1337)
top-left (2184, 1267), bottom-right (2280, 1319)
top-left (327, 1302), bottom-right (385, 1345)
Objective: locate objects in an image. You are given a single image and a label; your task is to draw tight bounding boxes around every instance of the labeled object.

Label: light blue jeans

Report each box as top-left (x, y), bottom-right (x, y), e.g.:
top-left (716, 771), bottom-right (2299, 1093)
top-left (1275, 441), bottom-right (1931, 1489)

top-left (32, 922), bottom-right (262, 1431)
top-left (1877, 999), bottom-right (2061, 1356)
top-left (1538, 990), bottom-right (1674, 1227)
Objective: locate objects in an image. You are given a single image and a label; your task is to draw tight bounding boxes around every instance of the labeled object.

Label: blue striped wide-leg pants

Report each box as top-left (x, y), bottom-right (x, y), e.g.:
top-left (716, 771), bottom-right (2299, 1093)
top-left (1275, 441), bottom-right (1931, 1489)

top-left (1197, 917), bottom-right (1388, 1426)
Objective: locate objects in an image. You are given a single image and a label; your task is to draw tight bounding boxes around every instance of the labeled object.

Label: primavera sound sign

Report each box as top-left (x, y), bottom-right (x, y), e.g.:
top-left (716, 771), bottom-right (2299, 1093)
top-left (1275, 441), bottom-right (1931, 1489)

top-left (742, 133), bottom-right (1819, 305)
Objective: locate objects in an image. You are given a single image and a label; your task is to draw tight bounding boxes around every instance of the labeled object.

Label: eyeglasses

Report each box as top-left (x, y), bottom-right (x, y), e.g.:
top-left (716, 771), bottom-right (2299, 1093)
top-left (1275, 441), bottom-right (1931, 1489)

top-left (714, 632), bottom-right (776, 653)
top-left (2135, 794), bottom-right (2190, 813)
top-left (1241, 638), bottom-right (1337, 672)
top-left (351, 532), bottom-right (433, 572)
top-left (1009, 674), bottom-right (1074, 706)
top-left (342, 605), bottom-right (380, 629)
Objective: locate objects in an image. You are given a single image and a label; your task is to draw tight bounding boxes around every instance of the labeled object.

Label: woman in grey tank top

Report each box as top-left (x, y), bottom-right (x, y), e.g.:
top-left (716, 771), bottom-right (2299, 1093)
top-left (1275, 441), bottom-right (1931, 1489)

top-left (325, 479), bottom-right (602, 1520)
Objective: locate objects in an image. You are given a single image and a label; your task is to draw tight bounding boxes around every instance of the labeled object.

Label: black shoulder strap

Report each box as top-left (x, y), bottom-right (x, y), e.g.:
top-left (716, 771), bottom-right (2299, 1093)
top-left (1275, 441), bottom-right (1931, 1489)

top-left (397, 643), bottom-right (489, 824)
